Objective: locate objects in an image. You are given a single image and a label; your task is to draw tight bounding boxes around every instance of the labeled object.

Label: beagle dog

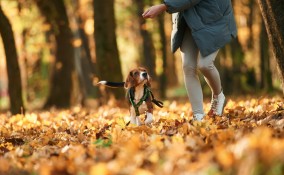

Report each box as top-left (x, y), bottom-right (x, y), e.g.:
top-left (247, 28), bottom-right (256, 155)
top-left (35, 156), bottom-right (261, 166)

top-left (97, 67), bottom-right (163, 126)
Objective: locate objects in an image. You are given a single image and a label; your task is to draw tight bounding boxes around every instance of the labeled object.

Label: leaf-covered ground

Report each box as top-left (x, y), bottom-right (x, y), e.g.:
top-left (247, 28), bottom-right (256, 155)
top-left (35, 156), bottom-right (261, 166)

top-left (0, 96), bottom-right (284, 175)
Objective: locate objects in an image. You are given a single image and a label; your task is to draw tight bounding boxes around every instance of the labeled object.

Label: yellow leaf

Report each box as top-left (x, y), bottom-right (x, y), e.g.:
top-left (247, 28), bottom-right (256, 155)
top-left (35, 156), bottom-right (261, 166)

top-left (0, 158), bottom-right (10, 173)
top-left (148, 151), bottom-right (159, 163)
top-left (215, 146), bottom-right (234, 169)
top-left (133, 169), bottom-right (154, 175)
top-left (89, 163), bottom-right (109, 175)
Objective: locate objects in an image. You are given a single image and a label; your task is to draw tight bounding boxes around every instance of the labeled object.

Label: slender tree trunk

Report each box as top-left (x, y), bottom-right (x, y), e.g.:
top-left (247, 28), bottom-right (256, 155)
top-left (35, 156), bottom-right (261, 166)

top-left (258, 0), bottom-right (284, 94)
top-left (94, 0), bottom-right (124, 99)
top-left (165, 14), bottom-right (178, 87)
top-left (66, 0), bottom-right (87, 105)
top-left (0, 6), bottom-right (24, 114)
top-left (260, 21), bottom-right (273, 91)
top-left (67, 0), bottom-right (99, 105)
top-left (221, 37), bottom-right (246, 94)
top-left (36, 0), bottom-right (75, 108)
top-left (247, 0), bottom-right (255, 49)
top-left (78, 15), bottom-right (99, 99)
top-left (157, 12), bottom-right (167, 98)
top-left (231, 38), bottom-right (244, 93)
top-left (134, 0), bottom-right (157, 80)
top-left (76, 2), bottom-right (99, 99)
top-left (80, 41), bottom-right (99, 99)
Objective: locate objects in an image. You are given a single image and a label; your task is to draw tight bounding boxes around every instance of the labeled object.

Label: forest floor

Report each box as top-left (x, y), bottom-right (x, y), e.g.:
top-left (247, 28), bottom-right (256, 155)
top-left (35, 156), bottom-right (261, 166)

top-left (0, 95), bottom-right (284, 175)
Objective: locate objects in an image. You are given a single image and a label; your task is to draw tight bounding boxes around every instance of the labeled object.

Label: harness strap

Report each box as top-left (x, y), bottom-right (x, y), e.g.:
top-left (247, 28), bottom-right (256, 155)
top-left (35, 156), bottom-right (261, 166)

top-left (129, 86), bottom-right (163, 116)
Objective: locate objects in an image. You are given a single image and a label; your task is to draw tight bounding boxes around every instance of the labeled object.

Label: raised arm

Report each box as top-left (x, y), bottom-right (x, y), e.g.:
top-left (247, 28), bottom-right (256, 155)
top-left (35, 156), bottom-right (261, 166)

top-left (164, 0), bottom-right (202, 13)
top-left (142, 0), bottom-right (202, 19)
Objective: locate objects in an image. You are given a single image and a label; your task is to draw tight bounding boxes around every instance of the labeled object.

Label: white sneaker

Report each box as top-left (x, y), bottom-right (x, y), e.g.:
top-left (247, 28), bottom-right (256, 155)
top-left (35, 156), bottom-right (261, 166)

top-left (208, 91), bottom-right (226, 116)
top-left (193, 113), bottom-right (204, 121)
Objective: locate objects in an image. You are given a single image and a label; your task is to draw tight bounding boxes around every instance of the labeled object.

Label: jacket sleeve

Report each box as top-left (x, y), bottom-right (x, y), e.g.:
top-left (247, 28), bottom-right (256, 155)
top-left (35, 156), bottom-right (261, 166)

top-left (164, 0), bottom-right (202, 13)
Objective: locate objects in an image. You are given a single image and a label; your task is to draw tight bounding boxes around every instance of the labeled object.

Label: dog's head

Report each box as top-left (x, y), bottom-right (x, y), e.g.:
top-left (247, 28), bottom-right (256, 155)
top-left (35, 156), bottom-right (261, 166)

top-left (124, 67), bottom-right (151, 89)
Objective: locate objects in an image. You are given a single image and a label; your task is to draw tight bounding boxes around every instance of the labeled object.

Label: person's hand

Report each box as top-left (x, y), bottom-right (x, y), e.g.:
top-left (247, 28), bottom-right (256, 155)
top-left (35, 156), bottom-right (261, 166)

top-left (142, 4), bottom-right (167, 19)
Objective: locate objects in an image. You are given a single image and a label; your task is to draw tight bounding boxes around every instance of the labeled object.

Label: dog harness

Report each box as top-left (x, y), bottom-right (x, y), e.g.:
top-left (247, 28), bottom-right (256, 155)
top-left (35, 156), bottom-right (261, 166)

top-left (128, 85), bottom-right (163, 116)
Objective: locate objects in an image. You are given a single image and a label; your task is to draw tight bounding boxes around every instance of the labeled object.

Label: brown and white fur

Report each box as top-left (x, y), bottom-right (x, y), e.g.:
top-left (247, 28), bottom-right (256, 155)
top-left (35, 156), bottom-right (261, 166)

top-left (97, 67), bottom-right (154, 126)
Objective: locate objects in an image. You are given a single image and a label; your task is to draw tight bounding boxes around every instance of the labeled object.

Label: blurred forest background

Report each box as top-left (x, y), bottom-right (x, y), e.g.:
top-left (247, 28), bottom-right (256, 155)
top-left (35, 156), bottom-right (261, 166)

top-left (0, 0), bottom-right (283, 114)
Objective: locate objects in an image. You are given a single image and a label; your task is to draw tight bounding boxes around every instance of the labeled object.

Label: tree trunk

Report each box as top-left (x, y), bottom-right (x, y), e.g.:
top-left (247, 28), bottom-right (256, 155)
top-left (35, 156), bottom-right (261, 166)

top-left (257, 0), bottom-right (284, 93)
top-left (157, 12), bottom-right (167, 98)
top-left (165, 14), bottom-right (178, 88)
top-left (0, 6), bottom-right (24, 114)
top-left (260, 21), bottom-right (273, 91)
top-left (134, 0), bottom-right (157, 81)
top-left (78, 15), bottom-right (99, 99)
top-left (94, 0), bottom-right (124, 99)
top-left (66, 0), bottom-right (87, 105)
top-left (36, 0), bottom-right (76, 108)
top-left (247, 0), bottom-right (255, 49)
top-left (221, 37), bottom-right (246, 95)
top-left (76, 1), bottom-right (99, 99)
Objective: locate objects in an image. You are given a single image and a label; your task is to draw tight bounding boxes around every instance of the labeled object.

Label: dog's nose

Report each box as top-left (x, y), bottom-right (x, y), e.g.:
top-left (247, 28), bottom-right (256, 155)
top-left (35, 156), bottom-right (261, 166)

top-left (142, 72), bottom-right (148, 78)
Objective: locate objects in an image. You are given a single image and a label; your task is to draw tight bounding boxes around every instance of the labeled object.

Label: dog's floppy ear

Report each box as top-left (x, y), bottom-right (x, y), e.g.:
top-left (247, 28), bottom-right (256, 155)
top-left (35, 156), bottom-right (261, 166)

top-left (124, 72), bottom-right (134, 89)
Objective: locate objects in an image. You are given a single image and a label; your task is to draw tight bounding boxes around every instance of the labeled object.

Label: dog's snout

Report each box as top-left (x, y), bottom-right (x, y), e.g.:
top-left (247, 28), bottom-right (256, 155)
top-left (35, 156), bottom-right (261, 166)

top-left (142, 72), bottom-right (148, 78)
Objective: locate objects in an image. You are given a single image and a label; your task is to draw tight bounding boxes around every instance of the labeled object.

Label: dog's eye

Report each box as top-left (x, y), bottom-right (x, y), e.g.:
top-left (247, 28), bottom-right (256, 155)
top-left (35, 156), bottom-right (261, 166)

top-left (133, 71), bottom-right (139, 76)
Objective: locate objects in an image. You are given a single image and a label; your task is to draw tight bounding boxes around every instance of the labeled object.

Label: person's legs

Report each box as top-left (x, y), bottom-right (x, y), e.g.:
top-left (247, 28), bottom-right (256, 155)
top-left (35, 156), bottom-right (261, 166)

top-left (197, 50), bottom-right (221, 96)
top-left (180, 28), bottom-right (225, 119)
top-left (198, 50), bottom-right (226, 116)
top-left (180, 28), bottom-right (204, 116)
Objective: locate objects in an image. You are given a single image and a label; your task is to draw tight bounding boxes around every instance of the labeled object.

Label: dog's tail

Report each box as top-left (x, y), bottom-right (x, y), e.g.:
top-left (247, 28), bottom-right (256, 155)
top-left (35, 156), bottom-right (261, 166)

top-left (97, 81), bottom-right (125, 88)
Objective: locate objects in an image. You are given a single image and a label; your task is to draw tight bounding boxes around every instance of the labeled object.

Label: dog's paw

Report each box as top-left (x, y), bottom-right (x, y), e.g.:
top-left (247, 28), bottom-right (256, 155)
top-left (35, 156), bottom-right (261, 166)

top-left (145, 118), bottom-right (153, 124)
top-left (130, 116), bottom-right (136, 125)
top-left (130, 116), bottom-right (142, 126)
top-left (145, 113), bottom-right (154, 124)
top-left (136, 117), bottom-right (142, 126)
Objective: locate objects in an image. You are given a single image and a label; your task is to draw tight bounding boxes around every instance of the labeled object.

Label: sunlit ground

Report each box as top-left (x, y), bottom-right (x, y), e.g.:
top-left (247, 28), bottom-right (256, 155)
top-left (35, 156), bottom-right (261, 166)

top-left (0, 95), bottom-right (283, 175)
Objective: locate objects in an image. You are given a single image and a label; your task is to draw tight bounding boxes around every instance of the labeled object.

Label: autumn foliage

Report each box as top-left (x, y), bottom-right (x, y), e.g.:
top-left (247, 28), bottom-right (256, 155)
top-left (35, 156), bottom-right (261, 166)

top-left (0, 96), bottom-right (284, 175)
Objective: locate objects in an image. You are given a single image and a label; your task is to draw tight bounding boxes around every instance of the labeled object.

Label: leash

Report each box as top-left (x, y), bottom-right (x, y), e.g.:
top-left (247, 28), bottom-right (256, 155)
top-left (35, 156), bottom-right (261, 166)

top-left (128, 85), bottom-right (163, 116)
top-left (148, 90), bottom-right (163, 108)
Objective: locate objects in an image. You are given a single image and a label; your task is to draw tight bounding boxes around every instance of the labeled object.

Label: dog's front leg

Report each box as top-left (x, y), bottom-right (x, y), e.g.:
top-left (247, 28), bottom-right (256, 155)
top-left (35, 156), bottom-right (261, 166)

top-left (130, 115), bottom-right (136, 125)
top-left (130, 107), bottom-right (141, 126)
top-left (136, 116), bottom-right (142, 126)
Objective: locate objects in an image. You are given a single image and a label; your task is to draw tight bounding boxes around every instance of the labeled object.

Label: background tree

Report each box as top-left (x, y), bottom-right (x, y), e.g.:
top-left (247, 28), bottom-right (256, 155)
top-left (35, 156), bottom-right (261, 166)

top-left (93, 0), bottom-right (124, 100)
top-left (260, 22), bottom-right (273, 91)
top-left (36, 0), bottom-right (76, 108)
top-left (133, 0), bottom-right (157, 81)
top-left (76, 2), bottom-right (99, 100)
top-left (66, 0), bottom-right (99, 105)
top-left (157, 6), bottom-right (167, 98)
top-left (0, 4), bottom-right (24, 114)
top-left (258, 0), bottom-right (284, 94)
top-left (164, 14), bottom-right (178, 89)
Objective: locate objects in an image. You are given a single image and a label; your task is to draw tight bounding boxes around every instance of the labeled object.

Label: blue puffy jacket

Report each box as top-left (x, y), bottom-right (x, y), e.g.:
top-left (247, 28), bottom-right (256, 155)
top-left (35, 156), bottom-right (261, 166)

top-left (164, 0), bottom-right (237, 56)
